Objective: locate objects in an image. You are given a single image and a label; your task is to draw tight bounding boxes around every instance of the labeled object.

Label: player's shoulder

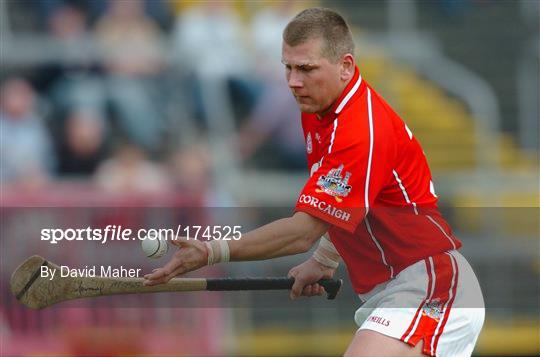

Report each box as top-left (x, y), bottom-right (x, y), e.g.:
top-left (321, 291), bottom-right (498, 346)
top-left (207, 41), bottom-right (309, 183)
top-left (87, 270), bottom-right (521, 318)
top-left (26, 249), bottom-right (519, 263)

top-left (341, 81), bottom-right (389, 114)
top-left (348, 82), bottom-right (407, 133)
top-left (365, 84), bottom-right (403, 121)
top-left (339, 83), bottom-right (395, 125)
top-left (337, 83), bottom-right (410, 147)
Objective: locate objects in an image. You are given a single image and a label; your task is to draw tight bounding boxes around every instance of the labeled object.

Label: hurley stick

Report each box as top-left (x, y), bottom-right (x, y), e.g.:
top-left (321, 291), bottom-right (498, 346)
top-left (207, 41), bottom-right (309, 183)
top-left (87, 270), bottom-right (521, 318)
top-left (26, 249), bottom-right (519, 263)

top-left (11, 255), bottom-right (342, 309)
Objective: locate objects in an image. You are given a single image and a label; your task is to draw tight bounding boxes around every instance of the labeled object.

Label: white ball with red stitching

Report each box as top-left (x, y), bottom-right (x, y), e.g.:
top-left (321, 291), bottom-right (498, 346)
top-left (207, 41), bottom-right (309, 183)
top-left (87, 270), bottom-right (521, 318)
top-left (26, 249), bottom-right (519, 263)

top-left (141, 232), bottom-right (169, 259)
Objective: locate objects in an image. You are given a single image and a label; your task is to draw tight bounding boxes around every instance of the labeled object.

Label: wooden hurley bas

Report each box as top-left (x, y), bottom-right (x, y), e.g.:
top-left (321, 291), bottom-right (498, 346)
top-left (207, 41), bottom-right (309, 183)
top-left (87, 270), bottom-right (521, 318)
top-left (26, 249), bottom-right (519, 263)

top-left (10, 255), bottom-right (343, 309)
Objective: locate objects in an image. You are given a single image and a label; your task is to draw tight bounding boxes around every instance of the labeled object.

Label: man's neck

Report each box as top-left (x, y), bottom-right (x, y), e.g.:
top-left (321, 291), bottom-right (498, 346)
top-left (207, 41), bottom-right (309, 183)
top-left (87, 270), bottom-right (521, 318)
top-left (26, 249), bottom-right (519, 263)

top-left (315, 79), bottom-right (352, 120)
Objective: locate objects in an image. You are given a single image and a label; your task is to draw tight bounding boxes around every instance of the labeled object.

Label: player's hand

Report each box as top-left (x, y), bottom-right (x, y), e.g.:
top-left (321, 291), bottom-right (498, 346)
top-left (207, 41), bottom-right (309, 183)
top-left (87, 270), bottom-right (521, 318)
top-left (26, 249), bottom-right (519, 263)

top-left (142, 237), bottom-right (207, 286)
top-left (287, 257), bottom-right (336, 299)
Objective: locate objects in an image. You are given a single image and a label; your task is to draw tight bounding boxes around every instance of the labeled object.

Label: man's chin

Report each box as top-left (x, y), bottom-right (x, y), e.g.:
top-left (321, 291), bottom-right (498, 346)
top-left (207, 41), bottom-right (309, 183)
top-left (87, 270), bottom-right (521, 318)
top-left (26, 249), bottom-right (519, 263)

top-left (298, 104), bottom-right (317, 114)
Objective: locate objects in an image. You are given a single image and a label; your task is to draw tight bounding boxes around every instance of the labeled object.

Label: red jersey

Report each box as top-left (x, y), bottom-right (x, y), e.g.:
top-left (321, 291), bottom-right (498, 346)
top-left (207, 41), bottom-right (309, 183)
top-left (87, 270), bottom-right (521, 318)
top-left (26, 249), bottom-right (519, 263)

top-left (295, 67), bottom-right (461, 293)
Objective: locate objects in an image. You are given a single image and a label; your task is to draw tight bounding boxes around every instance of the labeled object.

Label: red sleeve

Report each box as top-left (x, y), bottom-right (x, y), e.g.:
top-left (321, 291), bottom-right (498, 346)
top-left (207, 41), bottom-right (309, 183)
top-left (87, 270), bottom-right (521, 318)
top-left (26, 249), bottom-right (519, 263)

top-left (295, 91), bottom-right (396, 233)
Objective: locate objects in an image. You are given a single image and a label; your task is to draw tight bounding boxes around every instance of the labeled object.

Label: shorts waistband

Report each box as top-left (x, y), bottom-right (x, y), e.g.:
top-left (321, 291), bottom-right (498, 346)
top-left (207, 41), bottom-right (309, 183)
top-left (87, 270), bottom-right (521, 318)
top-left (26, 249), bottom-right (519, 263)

top-left (358, 280), bottom-right (388, 303)
top-left (357, 250), bottom-right (460, 303)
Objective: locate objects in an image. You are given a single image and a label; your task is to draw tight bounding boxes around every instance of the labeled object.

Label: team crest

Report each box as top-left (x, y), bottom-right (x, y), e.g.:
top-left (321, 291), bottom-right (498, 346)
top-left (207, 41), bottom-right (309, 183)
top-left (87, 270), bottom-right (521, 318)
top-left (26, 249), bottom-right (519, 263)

top-left (315, 164), bottom-right (352, 202)
top-left (306, 132), bottom-right (313, 154)
top-left (422, 299), bottom-right (444, 321)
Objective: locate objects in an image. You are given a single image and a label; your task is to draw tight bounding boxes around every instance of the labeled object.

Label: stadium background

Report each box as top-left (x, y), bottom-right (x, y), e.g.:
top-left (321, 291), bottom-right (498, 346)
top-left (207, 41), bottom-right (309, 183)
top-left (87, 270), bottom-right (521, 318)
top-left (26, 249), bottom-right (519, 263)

top-left (1, 0), bottom-right (538, 356)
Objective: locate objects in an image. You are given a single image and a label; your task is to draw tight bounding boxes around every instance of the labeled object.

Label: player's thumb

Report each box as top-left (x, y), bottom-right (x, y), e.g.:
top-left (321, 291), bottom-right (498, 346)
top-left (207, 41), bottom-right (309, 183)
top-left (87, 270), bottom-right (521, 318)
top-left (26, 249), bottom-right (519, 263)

top-left (289, 275), bottom-right (304, 300)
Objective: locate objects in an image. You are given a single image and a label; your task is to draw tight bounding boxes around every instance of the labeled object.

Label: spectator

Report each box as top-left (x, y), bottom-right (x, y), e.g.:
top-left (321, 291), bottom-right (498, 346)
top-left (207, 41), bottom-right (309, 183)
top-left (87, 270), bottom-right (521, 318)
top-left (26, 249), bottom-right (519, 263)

top-left (94, 0), bottom-right (166, 153)
top-left (236, 83), bottom-right (305, 170)
top-left (171, 2), bottom-right (248, 76)
top-left (168, 143), bottom-right (232, 206)
top-left (57, 110), bottom-right (107, 176)
top-left (47, 2), bottom-right (89, 46)
top-left (251, 2), bottom-right (299, 79)
top-left (168, 144), bottom-right (211, 197)
top-left (0, 78), bottom-right (56, 188)
top-left (170, 2), bottom-right (259, 123)
top-left (94, 142), bottom-right (170, 193)
top-left (44, 3), bottom-right (104, 115)
top-left (236, 3), bottom-right (306, 170)
top-left (36, 0), bottom-right (173, 31)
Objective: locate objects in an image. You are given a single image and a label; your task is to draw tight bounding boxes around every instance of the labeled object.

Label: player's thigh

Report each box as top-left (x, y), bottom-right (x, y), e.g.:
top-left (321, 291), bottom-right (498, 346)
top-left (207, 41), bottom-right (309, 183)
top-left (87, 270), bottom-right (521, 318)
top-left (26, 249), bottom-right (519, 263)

top-left (345, 329), bottom-right (424, 357)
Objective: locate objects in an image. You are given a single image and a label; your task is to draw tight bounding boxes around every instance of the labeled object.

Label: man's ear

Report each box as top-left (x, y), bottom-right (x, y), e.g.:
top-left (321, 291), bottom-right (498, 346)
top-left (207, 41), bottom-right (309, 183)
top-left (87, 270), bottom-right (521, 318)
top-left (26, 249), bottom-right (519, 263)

top-left (340, 54), bottom-right (355, 81)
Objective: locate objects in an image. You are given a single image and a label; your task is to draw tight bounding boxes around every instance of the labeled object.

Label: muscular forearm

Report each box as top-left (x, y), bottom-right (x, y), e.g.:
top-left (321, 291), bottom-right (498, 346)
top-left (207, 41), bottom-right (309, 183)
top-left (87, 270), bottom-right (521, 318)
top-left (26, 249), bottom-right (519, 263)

top-left (228, 212), bottom-right (329, 261)
top-left (143, 213), bottom-right (329, 286)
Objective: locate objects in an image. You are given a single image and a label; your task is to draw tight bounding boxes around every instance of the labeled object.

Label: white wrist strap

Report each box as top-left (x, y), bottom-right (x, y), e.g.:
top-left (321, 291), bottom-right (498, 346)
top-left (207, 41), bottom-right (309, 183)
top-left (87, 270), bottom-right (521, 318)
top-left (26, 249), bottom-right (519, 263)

top-left (313, 235), bottom-right (340, 269)
top-left (205, 240), bottom-right (230, 265)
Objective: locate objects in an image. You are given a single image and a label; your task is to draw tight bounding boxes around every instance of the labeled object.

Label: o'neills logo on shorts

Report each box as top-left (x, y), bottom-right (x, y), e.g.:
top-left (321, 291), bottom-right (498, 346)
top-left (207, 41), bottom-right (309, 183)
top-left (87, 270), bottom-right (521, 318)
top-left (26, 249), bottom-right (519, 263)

top-left (367, 315), bottom-right (390, 327)
top-left (298, 194), bottom-right (351, 221)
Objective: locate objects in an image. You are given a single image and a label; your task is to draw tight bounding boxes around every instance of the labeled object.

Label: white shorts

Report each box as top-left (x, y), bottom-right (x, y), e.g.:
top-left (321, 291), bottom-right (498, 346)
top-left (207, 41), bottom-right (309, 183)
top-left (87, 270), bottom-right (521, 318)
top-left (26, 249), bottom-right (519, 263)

top-left (355, 250), bottom-right (485, 357)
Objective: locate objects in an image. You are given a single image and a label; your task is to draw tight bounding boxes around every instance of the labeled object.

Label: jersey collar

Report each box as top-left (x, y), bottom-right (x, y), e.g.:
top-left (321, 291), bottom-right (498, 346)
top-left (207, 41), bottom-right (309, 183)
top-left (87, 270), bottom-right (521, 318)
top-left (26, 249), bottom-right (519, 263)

top-left (318, 66), bottom-right (363, 124)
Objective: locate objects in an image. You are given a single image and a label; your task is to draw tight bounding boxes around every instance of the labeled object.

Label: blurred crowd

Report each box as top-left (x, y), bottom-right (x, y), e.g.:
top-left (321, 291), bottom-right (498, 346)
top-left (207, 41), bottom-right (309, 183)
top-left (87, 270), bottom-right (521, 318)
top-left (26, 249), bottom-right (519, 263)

top-left (1, 0), bottom-right (310, 197)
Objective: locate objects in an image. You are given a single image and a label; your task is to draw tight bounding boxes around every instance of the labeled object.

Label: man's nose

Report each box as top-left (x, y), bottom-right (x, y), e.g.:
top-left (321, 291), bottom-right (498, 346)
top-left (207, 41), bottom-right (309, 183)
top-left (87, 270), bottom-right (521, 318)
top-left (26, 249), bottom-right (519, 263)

top-left (288, 71), bottom-right (303, 88)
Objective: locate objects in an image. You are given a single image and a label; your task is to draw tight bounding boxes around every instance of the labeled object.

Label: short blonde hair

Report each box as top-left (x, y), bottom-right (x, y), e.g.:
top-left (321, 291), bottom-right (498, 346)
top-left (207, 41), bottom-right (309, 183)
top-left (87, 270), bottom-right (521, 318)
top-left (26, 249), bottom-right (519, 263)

top-left (283, 7), bottom-right (355, 63)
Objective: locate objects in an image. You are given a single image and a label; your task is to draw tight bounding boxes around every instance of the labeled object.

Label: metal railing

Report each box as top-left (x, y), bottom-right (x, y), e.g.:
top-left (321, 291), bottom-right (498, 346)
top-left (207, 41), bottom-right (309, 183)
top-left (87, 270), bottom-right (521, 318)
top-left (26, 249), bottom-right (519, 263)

top-left (359, 32), bottom-right (502, 172)
top-left (517, 36), bottom-right (540, 151)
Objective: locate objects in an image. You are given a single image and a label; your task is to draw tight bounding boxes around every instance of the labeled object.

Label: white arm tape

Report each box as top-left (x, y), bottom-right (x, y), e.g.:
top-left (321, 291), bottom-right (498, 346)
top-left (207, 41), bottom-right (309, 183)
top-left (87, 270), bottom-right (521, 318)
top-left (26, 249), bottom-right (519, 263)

top-left (312, 235), bottom-right (340, 269)
top-left (205, 240), bottom-right (230, 265)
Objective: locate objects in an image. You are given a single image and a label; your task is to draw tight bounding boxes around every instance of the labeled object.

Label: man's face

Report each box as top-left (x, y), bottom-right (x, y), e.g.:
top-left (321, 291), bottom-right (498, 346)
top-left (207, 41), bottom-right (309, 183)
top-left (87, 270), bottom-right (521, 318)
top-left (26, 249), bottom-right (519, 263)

top-left (282, 38), bottom-right (344, 116)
